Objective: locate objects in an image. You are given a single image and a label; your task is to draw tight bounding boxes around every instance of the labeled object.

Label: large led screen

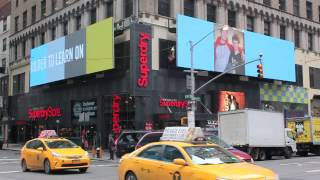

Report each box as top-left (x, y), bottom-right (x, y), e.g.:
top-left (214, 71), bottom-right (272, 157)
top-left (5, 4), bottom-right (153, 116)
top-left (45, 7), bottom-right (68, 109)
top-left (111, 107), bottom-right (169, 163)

top-left (30, 18), bottom-right (114, 87)
top-left (177, 15), bottom-right (296, 82)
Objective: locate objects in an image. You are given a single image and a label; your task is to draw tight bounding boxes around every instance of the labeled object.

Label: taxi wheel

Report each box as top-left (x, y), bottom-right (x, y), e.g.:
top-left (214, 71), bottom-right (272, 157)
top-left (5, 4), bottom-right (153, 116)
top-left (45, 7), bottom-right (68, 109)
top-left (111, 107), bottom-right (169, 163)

top-left (125, 171), bottom-right (138, 180)
top-left (79, 168), bottom-right (88, 173)
top-left (21, 159), bottom-right (29, 172)
top-left (44, 160), bottom-right (52, 174)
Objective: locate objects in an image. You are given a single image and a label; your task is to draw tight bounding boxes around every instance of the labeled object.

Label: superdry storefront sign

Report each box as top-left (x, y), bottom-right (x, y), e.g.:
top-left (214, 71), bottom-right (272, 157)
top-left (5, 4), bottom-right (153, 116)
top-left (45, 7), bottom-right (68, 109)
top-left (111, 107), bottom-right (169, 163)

top-left (160, 98), bottom-right (188, 109)
top-left (130, 23), bottom-right (152, 95)
top-left (112, 95), bottom-right (121, 139)
top-left (28, 106), bottom-right (62, 120)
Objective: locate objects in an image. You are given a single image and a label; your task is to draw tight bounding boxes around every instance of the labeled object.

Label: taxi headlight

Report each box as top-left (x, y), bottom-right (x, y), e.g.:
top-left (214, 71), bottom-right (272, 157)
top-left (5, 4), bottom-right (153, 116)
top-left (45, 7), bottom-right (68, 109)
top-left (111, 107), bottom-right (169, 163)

top-left (216, 178), bottom-right (231, 180)
top-left (266, 174), bottom-right (279, 180)
top-left (84, 151), bottom-right (89, 157)
top-left (52, 152), bottom-right (63, 158)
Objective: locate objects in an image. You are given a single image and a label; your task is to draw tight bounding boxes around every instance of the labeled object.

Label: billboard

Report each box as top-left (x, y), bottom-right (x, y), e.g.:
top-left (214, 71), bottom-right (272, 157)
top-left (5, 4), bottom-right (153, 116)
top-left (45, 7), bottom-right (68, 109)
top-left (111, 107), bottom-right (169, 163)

top-left (30, 18), bottom-right (114, 87)
top-left (177, 15), bottom-right (296, 82)
top-left (217, 91), bottom-right (246, 112)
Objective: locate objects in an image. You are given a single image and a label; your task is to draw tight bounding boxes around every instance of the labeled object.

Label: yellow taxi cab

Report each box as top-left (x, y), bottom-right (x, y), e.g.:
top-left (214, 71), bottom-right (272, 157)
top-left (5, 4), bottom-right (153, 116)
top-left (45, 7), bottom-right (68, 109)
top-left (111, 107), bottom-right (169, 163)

top-left (21, 130), bottom-right (90, 174)
top-left (118, 127), bottom-right (278, 180)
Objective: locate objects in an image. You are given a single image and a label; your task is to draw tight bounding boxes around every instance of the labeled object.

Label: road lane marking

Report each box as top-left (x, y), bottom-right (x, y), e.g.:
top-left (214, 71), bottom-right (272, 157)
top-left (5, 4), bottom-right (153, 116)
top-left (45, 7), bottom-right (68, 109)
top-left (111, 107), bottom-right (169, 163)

top-left (306, 169), bottom-right (320, 173)
top-left (0, 171), bottom-right (20, 174)
top-left (305, 161), bottom-right (320, 164)
top-left (280, 163), bottom-right (303, 166)
top-left (0, 159), bottom-right (20, 161)
top-left (91, 164), bottom-right (118, 167)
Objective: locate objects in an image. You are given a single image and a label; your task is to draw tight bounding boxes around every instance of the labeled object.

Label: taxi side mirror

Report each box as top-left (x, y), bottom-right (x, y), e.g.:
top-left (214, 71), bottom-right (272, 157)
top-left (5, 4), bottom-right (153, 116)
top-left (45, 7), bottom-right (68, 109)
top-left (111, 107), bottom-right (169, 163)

top-left (37, 147), bottom-right (44, 151)
top-left (173, 158), bottom-right (187, 166)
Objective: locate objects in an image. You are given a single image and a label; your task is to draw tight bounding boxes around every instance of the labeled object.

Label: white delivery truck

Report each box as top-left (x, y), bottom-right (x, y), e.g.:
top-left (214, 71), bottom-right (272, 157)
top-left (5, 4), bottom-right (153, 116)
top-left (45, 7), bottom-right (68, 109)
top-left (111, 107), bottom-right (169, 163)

top-left (218, 109), bottom-right (297, 161)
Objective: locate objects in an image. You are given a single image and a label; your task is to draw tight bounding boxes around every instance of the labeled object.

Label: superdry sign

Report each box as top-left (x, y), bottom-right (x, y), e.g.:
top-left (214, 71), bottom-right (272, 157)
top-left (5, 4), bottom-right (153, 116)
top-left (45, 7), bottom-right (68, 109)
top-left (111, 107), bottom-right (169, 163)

top-left (130, 23), bottom-right (152, 95)
top-left (28, 106), bottom-right (62, 120)
top-left (112, 95), bottom-right (121, 140)
top-left (137, 32), bottom-right (151, 88)
top-left (160, 98), bottom-right (188, 109)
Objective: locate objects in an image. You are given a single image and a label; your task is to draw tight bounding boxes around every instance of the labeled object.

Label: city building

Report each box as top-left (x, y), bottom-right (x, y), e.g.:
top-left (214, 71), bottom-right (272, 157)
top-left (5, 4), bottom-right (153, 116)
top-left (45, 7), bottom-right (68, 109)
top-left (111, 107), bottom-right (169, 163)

top-left (0, 0), bottom-right (10, 144)
top-left (6, 0), bottom-right (320, 147)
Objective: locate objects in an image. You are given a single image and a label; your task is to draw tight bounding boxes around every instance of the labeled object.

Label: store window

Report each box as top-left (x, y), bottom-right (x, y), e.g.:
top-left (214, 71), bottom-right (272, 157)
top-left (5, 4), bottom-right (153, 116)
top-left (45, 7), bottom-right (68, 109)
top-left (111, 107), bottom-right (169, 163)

top-left (158, 0), bottom-right (170, 17)
top-left (295, 64), bottom-right (303, 87)
top-left (306, 1), bottom-right (313, 20)
top-left (159, 39), bottom-right (176, 69)
top-left (13, 73), bottom-right (25, 95)
top-left (124, 0), bottom-right (133, 18)
top-left (310, 67), bottom-right (320, 89)
top-left (115, 41), bottom-right (130, 70)
top-left (184, 0), bottom-right (194, 17)
top-left (228, 10), bottom-right (236, 27)
top-left (207, 4), bottom-right (216, 22)
top-left (280, 25), bottom-right (286, 40)
top-left (247, 16), bottom-right (254, 32)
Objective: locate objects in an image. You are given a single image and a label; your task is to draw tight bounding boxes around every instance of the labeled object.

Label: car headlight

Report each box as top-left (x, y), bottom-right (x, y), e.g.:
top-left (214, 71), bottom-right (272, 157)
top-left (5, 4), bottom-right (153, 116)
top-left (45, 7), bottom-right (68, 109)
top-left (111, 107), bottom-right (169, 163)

top-left (84, 151), bottom-right (89, 157)
top-left (52, 152), bottom-right (62, 158)
top-left (216, 178), bottom-right (230, 180)
top-left (266, 174), bottom-right (279, 180)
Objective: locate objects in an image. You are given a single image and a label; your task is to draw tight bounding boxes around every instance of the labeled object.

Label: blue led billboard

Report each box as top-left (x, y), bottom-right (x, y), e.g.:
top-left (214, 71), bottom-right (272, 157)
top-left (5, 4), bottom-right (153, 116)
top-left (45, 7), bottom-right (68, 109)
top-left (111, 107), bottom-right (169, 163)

top-left (177, 15), bottom-right (296, 82)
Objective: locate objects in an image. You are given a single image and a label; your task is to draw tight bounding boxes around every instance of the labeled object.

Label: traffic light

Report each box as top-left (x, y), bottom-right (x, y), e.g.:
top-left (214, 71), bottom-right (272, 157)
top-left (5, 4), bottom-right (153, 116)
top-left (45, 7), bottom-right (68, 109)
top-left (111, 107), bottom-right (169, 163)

top-left (180, 117), bottom-right (188, 126)
top-left (257, 63), bottom-right (263, 79)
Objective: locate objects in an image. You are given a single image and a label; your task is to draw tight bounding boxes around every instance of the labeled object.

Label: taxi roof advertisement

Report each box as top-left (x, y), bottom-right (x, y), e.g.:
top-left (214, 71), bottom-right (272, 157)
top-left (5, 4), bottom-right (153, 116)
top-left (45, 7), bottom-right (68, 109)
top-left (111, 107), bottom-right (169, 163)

top-left (177, 15), bottom-right (296, 82)
top-left (30, 17), bottom-right (114, 87)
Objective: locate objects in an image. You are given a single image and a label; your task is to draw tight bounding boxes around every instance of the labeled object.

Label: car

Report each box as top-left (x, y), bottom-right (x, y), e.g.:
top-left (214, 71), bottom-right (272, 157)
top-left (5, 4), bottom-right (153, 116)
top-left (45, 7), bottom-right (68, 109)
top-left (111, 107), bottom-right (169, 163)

top-left (21, 136), bottom-right (90, 174)
top-left (135, 132), bottom-right (163, 150)
top-left (118, 141), bottom-right (278, 180)
top-left (115, 130), bottom-right (149, 158)
top-left (206, 135), bottom-right (254, 163)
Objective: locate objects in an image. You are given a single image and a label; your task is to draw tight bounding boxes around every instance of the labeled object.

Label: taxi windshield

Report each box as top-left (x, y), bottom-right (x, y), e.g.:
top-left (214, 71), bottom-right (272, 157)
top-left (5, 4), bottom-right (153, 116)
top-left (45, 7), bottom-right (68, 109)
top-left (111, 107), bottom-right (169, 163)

top-left (184, 146), bottom-right (241, 165)
top-left (45, 140), bottom-right (78, 149)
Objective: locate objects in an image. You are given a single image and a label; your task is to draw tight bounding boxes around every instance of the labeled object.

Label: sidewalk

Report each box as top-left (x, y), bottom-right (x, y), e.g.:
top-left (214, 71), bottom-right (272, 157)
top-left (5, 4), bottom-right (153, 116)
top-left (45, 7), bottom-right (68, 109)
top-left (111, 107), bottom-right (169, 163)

top-left (1, 143), bottom-right (119, 163)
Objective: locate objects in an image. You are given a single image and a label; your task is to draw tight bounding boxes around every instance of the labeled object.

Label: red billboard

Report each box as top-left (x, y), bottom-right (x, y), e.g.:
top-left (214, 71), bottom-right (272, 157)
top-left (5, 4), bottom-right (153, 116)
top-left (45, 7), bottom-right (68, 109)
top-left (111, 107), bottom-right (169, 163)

top-left (218, 91), bottom-right (246, 112)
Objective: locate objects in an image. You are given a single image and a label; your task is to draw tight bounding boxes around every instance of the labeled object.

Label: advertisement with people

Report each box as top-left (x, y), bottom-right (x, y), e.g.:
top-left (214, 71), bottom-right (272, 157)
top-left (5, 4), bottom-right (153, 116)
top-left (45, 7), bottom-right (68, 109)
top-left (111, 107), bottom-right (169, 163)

top-left (218, 91), bottom-right (246, 112)
top-left (177, 15), bottom-right (295, 82)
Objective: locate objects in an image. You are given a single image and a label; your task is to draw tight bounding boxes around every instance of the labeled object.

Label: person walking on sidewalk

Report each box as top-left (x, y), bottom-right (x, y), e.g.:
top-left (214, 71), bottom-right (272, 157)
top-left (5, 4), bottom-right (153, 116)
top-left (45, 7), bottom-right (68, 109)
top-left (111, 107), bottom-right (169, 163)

top-left (108, 134), bottom-right (115, 160)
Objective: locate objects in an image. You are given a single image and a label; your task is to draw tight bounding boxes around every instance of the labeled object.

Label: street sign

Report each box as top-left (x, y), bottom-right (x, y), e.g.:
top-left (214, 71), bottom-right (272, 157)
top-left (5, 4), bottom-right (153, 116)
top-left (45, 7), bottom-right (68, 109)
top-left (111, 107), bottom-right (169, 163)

top-left (185, 94), bottom-right (192, 99)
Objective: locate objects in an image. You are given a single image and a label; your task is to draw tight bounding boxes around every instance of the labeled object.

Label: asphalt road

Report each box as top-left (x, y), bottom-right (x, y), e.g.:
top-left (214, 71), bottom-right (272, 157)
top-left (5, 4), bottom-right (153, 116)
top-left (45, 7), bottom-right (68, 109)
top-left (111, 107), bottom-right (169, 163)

top-left (1, 150), bottom-right (320, 180)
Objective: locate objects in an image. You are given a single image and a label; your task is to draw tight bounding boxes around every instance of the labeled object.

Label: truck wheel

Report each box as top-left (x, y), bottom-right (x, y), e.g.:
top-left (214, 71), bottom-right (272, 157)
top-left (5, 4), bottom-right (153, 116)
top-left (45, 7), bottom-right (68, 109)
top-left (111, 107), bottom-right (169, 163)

top-left (284, 148), bottom-right (293, 159)
top-left (259, 150), bottom-right (267, 161)
top-left (250, 148), bottom-right (260, 161)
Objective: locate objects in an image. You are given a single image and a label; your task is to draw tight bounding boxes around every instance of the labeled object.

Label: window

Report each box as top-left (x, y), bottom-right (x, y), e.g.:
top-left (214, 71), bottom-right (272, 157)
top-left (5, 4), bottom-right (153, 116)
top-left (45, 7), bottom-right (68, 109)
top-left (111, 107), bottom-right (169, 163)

top-left (23, 11), bottom-right (27, 28)
top-left (41, 0), bottom-right (46, 18)
top-left (63, 0), bottom-right (67, 7)
top-left (41, 32), bottom-right (45, 45)
top-left (106, 1), bottom-right (113, 18)
top-left (51, 0), bottom-right (57, 13)
top-left (295, 64), bottom-right (303, 86)
top-left (115, 41), bottom-right (130, 70)
top-left (163, 146), bottom-right (184, 162)
top-left (280, 25), bottom-right (286, 40)
top-left (124, 0), bottom-right (133, 18)
top-left (22, 40), bottom-right (26, 57)
top-left (158, 0), bottom-right (170, 17)
top-left (15, 16), bottom-right (19, 32)
top-left (306, 1), bottom-right (313, 20)
top-left (294, 29), bottom-right (300, 48)
top-left (31, 36), bottom-right (35, 48)
top-left (16, 0), bottom-right (19, 7)
top-left (63, 21), bottom-right (68, 36)
top-left (31, 5), bottom-right (36, 23)
top-left (308, 33), bottom-right (313, 51)
top-left (138, 145), bottom-right (163, 160)
top-left (13, 73), bottom-right (25, 95)
top-left (2, 38), bottom-right (6, 51)
top-left (293, 0), bottom-right (300, 16)
top-left (228, 10), bottom-right (236, 27)
top-left (76, 15), bottom-right (81, 30)
top-left (159, 39), bottom-right (176, 69)
top-left (3, 18), bottom-right (7, 31)
top-left (310, 67), bottom-right (320, 89)
top-left (207, 4), bottom-right (216, 22)
top-left (2, 58), bottom-right (6, 68)
top-left (14, 44), bottom-right (18, 60)
top-left (264, 21), bottom-right (271, 36)
top-left (51, 27), bottom-right (56, 40)
top-left (279, 0), bottom-right (286, 11)
top-left (247, 16), bottom-right (254, 32)
top-left (319, 6), bottom-right (320, 22)
top-left (184, 0), bottom-right (195, 17)
top-left (263, 0), bottom-right (271, 6)
top-left (90, 8), bottom-right (97, 24)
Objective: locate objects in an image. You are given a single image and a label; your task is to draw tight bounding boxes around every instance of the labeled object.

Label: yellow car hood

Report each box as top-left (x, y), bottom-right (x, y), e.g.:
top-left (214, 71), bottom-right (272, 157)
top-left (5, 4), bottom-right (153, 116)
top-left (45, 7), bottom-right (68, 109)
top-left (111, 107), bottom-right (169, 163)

top-left (51, 148), bottom-right (86, 156)
top-left (195, 162), bottom-right (276, 179)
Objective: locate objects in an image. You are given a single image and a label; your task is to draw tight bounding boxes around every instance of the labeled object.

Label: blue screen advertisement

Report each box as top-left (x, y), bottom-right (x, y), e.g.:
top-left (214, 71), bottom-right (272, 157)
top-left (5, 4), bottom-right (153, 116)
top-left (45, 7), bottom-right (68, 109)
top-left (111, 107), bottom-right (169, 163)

top-left (177, 15), bottom-right (296, 82)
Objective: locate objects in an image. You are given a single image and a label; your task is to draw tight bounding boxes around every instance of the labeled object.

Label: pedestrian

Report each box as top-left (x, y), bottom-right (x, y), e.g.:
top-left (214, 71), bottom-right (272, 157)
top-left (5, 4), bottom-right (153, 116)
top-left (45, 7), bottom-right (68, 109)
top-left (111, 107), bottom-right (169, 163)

top-left (108, 134), bottom-right (115, 160)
